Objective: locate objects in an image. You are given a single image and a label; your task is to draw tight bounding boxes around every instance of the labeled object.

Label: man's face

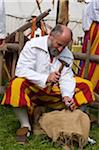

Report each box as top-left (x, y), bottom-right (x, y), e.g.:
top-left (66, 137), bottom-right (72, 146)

top-left (48, 34), bottom-right (70, 57)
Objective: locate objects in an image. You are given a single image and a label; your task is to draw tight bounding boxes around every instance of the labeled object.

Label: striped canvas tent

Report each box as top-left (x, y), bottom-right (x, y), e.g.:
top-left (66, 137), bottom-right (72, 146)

top-left (78, 22), bottom-right (99, 93)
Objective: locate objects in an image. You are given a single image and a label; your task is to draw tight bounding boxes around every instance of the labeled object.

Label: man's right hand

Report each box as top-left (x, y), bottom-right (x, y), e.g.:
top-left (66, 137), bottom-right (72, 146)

top-left (46, 71), bottom-right (61, 84)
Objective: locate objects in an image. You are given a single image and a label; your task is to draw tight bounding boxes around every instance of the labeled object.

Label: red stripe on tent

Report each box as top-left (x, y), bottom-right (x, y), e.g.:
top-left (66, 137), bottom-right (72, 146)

top-left (79, 31), bottom-right (90, 76)
top-left (91, 23), bottom-right (98, 43)
top-left (82, 31), bottom-right (90, 53)
top-left (88, 63), bottom-right (96, 80)
top-left (95, 44), bottom-right (99, 55)
top-left (91, 24), bottom-right (96, 42)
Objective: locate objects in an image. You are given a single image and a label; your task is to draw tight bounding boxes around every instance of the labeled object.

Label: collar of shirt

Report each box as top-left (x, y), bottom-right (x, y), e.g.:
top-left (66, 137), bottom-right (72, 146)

top-left (30, 35), bottom-right (49, 53)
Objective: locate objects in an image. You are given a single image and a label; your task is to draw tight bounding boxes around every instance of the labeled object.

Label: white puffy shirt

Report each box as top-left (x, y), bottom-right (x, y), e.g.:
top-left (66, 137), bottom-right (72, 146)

top-left (15, 36), bottom-right (76, 98)
top-left (82, 0), bottom-right (99, 31)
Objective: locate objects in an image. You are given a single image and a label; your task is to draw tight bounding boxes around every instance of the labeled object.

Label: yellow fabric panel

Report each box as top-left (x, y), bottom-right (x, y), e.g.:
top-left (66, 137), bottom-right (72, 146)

top-left (90, 33), bottom-right (99, 55)
top-left (10, 78), bottom-right (25, 107)
top-left (25, 92), bottom-right (31, 108)
top-left (1, 94), bottom-right (6, 104)
top-left (91, 65), bottom-right (99, 89)
top-left (52, 85), bottom-right (60, 94)
top-left (72, 45), bottom-right (82, 74)
top-left (75, 90), bottom-right (88, 105)
top-left (90, 23), bottom-right (95, 41)
top-left (75, 76), bottom-right (92, 85)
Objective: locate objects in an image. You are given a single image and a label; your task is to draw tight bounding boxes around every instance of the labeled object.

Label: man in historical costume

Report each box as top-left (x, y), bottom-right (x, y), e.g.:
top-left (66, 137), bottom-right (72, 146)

top-left (1, 24), bottom-right (95, 144)
top-left (79, 0), bottom-right (99, 93)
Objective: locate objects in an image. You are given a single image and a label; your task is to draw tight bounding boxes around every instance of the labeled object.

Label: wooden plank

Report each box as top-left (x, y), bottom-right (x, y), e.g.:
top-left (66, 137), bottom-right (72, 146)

top-left (73, 52), bottom-right (99, 63)
top-left (0, 43), bottom-right (20, 52)
top-left (3, 62), bottom-right (11, 80)
top-left (11, 52), bottom-right (17, 78)
top-left (7, 43), bottom-right (20, 52)
top-left (56, 0), bottom-right (69, 25)
top-left (19, 32), bottom-right (24, 53)
top-left (84, 40), bottom-right (91, 79)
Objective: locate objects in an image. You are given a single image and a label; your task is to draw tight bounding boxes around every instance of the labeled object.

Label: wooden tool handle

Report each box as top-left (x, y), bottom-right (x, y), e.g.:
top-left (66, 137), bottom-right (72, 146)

top-left (46, 63), bottom-right (64, 94)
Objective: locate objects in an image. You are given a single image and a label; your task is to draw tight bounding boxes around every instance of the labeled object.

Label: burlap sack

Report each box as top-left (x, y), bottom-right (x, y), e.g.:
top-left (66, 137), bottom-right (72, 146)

top-left (39, 109), bottom-right (90, 150)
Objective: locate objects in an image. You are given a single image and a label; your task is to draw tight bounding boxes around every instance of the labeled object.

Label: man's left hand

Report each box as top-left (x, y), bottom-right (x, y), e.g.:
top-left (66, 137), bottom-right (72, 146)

top-left (63, 96), bottom-right (76, 111)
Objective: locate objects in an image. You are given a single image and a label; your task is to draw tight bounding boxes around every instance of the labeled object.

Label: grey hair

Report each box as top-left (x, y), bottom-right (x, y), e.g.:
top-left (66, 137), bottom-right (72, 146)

top-left (50, 24), bottom-right (63, 36)
top-left (50, 24), bottom-right (73, 40)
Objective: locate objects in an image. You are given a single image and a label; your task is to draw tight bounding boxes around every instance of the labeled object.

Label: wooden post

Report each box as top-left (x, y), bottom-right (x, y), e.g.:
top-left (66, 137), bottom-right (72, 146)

top-left (11, 32), bottom-right (21, 78)
top-left (3, 62), bottom-right (11, 80)
top-left (84, 40), bottom-right (91, 79)
top-left (56, 0), bottom-right (69, 25)
top-left (19, 31), bottom-right (24, 53)
top-left (11, 51), bottom-right (17, 78)
top-left (73, 52), bottom-right (99, 63)
top-left (15, 32), bottom-right (19, 43)
top-left (11, 31), bottom-right (24, 77)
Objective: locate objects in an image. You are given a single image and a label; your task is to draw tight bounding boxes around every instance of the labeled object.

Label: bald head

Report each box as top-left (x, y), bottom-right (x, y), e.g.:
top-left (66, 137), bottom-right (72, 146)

top-left (50, 24), bottom-right (72, 44)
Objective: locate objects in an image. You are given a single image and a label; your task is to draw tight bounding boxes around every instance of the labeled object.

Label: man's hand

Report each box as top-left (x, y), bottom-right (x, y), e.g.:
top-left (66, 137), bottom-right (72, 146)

top-left (63, 96), bottom-right (76, 111)
top-left (46, 71), bottom-right (61, 84)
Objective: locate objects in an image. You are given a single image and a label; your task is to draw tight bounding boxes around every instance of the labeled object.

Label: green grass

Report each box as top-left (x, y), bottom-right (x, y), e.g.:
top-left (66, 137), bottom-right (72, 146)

top-left (0, 105), bottom-right (99, 150)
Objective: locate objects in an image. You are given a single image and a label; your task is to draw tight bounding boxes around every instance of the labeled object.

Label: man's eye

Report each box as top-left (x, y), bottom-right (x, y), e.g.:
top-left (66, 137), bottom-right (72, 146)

top-left (58, 43), bottom-right (62, 47)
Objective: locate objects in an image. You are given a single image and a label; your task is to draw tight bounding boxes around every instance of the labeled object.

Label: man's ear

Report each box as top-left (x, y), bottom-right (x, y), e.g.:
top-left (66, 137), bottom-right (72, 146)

top-left (49, 34), bottom-right (53, 40)
top-left (49, 32), bottom-right (52, 37)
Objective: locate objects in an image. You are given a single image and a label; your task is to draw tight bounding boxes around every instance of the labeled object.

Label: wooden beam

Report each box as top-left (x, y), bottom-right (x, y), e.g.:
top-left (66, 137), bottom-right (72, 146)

top-left (7, 43), bottom-right (20, 52)
top-left (73, 52), bottom-right (99, 63)
top-left (18, 32), bottom-right (24, 53)
top-left (11, 51), bottom-right (17, 78)
top-left (84, 40), bottom-right (91, 79)
top-left (56, 0), bottom-right (69, 25)
top-left (0, 43), bottom-right (20, 52)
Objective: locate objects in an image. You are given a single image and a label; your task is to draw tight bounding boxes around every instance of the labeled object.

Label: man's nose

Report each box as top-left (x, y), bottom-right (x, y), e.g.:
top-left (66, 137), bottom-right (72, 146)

top-left (57, 46), bottom-right (63, 52)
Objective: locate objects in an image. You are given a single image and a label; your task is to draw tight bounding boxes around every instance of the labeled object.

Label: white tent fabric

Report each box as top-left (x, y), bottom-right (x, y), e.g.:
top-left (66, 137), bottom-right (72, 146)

top-left (4, 0), bottom-right (86, 41)
top-left (0, 0), bottom-right (6, 39)
top-left (5, 0), bottom-right (57, 35)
